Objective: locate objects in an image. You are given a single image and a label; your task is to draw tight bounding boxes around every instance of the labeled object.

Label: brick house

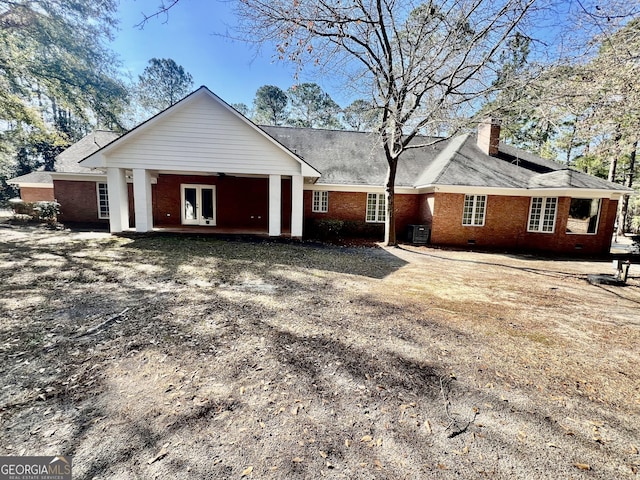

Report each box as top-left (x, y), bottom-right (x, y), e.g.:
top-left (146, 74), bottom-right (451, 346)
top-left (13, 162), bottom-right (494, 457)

top-left (9, 86), bottom-right (631, 255)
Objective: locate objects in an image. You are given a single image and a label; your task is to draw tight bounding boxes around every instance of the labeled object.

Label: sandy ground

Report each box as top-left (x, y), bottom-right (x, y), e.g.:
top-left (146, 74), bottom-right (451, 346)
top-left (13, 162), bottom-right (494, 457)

top-left (0, 224), bottom-right (639, 479)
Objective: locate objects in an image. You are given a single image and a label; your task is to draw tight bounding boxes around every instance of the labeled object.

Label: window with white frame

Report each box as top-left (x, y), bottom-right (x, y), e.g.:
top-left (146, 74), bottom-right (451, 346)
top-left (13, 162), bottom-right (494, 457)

top-left (528, 197), bottom-right (557, 233)
top-left (312, 191), bottom-right (328, 213)
top-left (462, 194), bottom-right (486, 226)
top-left (97, 182), bottom-right (109, 219)
top-left (366, 193), bottom-right (386, 223)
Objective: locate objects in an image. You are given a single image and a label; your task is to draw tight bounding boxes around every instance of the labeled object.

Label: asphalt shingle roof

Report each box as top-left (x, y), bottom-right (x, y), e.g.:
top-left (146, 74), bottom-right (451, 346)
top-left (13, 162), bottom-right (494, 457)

top-left (262, 126), bottom-right (448, 187)
top-left (264, 126), bottom-right (629, 192)
top-left (8, 131), bottom-right (120, 186)
top-left (55, 130), bottom-right (120, 173)
top-left (7, 171), bottom-right (55, 185)
top-left (10, 124), bottom-right (629, 194)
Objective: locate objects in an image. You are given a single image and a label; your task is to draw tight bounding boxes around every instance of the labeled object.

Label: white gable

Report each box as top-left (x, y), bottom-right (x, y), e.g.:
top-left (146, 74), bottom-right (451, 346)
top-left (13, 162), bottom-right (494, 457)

top-left (83, 87), bottom-right (319, 177)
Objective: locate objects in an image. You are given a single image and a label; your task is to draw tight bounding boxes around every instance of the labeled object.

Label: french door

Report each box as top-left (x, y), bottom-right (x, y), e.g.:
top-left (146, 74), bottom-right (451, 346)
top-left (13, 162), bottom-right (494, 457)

top-left (181, 184), bottom-right (216, 226)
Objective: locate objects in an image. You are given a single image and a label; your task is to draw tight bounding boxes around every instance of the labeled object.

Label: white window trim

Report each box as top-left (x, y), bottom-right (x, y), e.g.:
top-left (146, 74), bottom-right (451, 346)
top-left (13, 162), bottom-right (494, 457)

top-left (97, 182), bottom-right (109, 219)
top-left (566, 198), bottom-right (601, 235)
top-left (312, 191), bottom-right (328, 213)
top-left (528, 197), bottom-right (557, 233)
top-left (462, 194), bottom-right (486, 226)
top-left (366, 193), bottom-right (386, 223)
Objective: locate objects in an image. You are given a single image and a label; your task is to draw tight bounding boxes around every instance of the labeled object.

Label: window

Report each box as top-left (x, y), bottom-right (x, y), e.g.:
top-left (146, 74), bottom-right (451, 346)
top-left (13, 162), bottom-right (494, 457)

top-left (97, 182), bottom-right (109, 219)
top-left (566, 198), bottom-right (601, 234)
top-left (366, 193), bottom-right (386, 223)
top-left (312, 191), bottom-right (328, 213)
top-left (528, 197), bottom-right (557, 233)
top-left (462, 194), bottom-right (486, 226)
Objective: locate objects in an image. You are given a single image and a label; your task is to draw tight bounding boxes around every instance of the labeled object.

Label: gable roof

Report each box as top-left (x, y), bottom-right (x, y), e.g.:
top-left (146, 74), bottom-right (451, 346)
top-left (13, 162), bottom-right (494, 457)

top-left (56, 130), bottom-right (120, 173)
top-left (8, 130), bottom-right (120, 186)
top-left (9, 85), bottom-right (630, 198)
top-left (264, 126), bottom-right (631, 195)
top-left (81, 86), bottom-right (320, 178)
top-left (262, 126), bottom-right (448, 187)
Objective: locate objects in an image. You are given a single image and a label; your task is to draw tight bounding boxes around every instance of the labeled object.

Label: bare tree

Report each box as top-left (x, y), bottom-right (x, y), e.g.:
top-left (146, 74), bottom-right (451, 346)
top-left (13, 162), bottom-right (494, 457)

top-left (234, 0), bottom-right (538, 245)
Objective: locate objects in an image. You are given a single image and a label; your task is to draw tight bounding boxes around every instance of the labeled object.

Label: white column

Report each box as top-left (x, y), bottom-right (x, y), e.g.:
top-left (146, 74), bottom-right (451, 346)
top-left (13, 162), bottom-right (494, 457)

top-left (268, 174), bottom-right (281, 236)
top-left (106, 167), bottom-right (129, 233)
top-left (133, 168), bottom-right (153, 232)
top-left (291, 175), bottom-right (303, 238)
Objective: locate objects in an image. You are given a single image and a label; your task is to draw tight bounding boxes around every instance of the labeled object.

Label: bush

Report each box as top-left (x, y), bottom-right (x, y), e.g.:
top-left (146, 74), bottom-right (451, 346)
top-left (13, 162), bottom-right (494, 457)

top-left (10, 199), bottom-right (60, 223)
top-left (315, 218), bottom-right (345, 240)
top-left (305, 218), bottom-right (384, 241)
top-left (33, 201), bottom-right (60, 222)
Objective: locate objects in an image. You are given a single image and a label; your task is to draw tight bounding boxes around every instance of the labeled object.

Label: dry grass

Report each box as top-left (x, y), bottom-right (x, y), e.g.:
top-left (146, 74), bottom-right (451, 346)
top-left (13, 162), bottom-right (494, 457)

top-left (0, 225), bottom-right (639, 479)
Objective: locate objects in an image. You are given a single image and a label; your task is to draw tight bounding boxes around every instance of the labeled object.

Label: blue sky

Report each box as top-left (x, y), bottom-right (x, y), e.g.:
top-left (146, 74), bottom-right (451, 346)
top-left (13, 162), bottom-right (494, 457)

top-left (110, 0), bottom-right (342, 108)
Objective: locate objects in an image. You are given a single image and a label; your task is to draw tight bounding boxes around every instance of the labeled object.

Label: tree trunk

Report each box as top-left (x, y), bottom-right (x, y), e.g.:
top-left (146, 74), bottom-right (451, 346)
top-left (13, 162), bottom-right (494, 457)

top-left (608, 156), bottom-right (618, 183)
top-left (383, 158), bottom-right (398, 246)
top-left (608, 129), bottom-right (622, 183)
top-left (617, 141), bottom-right (637, 236)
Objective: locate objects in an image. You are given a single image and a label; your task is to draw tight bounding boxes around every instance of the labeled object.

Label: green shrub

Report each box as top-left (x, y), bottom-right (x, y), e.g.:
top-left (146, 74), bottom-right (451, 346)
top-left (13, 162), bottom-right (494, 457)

top-left (10, 199), bottom-right (60, 223)
top-left (316, 218), bottom-right (344, 239)
top-left (33, 201), bottom-right (60, 222)
top-left (305, 218), bottom-right (384, 241)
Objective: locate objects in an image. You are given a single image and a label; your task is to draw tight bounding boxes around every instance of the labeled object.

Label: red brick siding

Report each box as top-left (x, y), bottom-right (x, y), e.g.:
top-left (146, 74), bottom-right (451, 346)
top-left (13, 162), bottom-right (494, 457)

top-left (20, 187), bottom-right (55, 202)
top-left (432, 192), bottom-right (616, 255)
top-left (128, 184), bottom-right (136, 228)
top-left (305, 191), bottom-right (363, 221)
top-left (395, 194), bottom-right (421, 238)
top-left (304, 190), bottom-right (422, 239)
top-left (418, 193), bottom-right (435, 224)
top-left (153, 174), bottom-right (291, 230)
top-left (54, 180), bottom-right (106, 224)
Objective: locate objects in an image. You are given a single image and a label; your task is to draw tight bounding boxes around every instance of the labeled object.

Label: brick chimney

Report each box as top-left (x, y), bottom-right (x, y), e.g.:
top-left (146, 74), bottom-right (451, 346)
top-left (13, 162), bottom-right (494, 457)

top-left (477, 118), bottom-right (501, 156)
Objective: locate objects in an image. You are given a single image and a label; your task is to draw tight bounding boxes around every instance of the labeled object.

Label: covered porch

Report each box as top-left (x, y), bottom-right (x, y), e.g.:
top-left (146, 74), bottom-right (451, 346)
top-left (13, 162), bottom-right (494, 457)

top-left (107, 168), bottom-right (305, 238)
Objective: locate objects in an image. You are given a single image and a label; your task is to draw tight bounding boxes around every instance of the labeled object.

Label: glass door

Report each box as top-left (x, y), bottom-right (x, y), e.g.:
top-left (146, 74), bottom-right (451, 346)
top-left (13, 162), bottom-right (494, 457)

top-left (181, 184), bottom-right (216, 226)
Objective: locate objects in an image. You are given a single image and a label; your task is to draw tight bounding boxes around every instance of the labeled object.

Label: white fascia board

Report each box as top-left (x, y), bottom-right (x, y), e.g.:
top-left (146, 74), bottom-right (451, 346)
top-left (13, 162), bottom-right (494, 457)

top-left (304, 183), bottom-right (416, 194)
top-left (51, 172), bottom-right (158, 184)
top-left (304, 182), bottom-right (626, 199)
top-left (425, 184), bottom-right (629, 199)
top-left (13, 182), bottom-right (54, 188)
top-left (50, 172), bottom-right (107, 181)
top-left (155, 170), bottom-right (318, 182)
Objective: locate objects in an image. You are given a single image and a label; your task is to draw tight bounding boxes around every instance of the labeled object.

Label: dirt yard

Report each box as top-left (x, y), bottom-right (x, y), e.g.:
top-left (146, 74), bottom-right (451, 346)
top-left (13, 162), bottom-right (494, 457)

top-left (0, 224), bottom-right (638, 479)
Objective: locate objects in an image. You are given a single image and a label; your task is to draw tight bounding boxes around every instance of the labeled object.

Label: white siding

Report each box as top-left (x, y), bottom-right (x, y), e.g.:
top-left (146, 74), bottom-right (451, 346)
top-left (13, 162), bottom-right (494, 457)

top-left (104, 92), bottom-right (303, 175)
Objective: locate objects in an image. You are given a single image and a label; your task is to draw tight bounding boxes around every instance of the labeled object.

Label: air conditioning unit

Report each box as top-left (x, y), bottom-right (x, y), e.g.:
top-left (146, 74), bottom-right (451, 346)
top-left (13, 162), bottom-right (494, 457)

top-left (408, 224), bottom-right (431, 244)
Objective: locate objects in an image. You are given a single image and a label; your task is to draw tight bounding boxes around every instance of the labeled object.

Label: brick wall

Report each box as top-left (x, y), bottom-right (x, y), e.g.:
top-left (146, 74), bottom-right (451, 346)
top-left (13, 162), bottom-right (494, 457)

top-left (418, 193), bottom-right (434, 224)
top-left (154, 174), bottom-right (291, 230)
top-left (20, 187), bottom-right (54, 202)
top-left (54, 180), bottom-right (106, 224)
top-left (304, 190), bottom-right (422, 239)
top-left (432, 192), bottom-right (617, 255)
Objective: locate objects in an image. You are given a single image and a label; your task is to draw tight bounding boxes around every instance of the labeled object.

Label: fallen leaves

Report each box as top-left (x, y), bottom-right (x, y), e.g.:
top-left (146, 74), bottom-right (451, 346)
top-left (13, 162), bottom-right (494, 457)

top-left (3, 231), bottom-right (640, 480)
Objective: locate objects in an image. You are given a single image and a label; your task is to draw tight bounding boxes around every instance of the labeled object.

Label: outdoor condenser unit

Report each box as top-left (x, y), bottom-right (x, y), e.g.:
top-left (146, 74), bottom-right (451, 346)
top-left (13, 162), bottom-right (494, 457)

top-left (408, 224), bottom-right (431, 244)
